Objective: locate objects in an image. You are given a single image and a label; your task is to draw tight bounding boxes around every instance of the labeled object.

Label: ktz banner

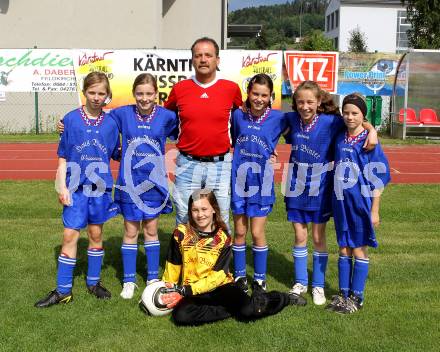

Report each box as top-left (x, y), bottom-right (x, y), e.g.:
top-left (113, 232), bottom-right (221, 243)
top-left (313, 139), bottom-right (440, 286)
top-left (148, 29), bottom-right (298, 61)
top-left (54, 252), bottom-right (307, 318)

top-left (284, 51), bottom-right (339, 93)
top-left (0, 49), bottom-right (76, 92)
top-left (337, 53), bottom-right (402, 96)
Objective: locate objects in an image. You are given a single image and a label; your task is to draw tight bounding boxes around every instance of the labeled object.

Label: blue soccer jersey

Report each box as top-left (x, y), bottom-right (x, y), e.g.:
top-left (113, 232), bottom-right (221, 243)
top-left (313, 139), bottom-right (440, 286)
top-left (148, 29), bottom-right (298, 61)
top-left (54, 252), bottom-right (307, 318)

top-left (231, 108), bottom-right (288, 207)
top-left (57, 108), bottom-right (120, 191)
top-left (110, 105), bottom-right (178, 204)
top-left (284, 112), bottom-right (345, 213)
top-left (332, 130), bottom-right (390, 248)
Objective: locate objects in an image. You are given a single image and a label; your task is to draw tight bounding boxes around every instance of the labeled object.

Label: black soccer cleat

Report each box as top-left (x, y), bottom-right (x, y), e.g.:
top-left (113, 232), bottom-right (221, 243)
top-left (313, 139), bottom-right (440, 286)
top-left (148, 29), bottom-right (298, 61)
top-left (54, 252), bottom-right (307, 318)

top-left (325, 293), bottom-right (346, 312)
top-left (87, 281), bottom-right (111, 299)
top-left (287, 292), bottom-right (307, 306)
top-left (251, 279), bottom-right (267, 294)
top-left (333, 294), bottom-right (363, 314)
top-left (34, 289), bottom-right (73, 308)
top-left (235, 277), bottom-right (249, 294)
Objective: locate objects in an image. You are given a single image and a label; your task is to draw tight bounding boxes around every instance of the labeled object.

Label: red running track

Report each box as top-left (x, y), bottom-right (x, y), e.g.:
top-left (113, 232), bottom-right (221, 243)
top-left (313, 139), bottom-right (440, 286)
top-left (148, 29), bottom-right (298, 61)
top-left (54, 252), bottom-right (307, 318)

top-left (1, 143), bottom-right (440, 183)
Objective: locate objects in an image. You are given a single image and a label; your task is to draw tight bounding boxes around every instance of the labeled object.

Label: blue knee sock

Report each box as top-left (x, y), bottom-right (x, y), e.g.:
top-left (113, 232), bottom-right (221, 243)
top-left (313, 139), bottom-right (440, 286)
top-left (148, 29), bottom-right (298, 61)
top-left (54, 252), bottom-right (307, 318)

top-left (312, 251), bottom-right (328, 288)
top-left (57, 255), bottom-right (76, 294)
top-left (121, 243), bottom-right (138, 283)
top-left (292, 246), bottom-right (308, 285)
top-left (144, 240), bottom-right (160, 281)
top-left (338, 255), bottom-right (353, 298)
top-left (232, 244), bottom-right (247, 278)
top-left (352, 258), bottom-right (370, 302)
top-left (252, 245), bottom-right (268, 281)
top-left (86, 248), bottom-right (104, 286)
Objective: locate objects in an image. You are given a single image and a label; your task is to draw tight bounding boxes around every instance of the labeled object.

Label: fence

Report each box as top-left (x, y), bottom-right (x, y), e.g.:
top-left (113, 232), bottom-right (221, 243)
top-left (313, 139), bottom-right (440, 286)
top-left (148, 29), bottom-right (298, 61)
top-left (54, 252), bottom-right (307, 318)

top-left (0, 92), bottom-right (78, 134)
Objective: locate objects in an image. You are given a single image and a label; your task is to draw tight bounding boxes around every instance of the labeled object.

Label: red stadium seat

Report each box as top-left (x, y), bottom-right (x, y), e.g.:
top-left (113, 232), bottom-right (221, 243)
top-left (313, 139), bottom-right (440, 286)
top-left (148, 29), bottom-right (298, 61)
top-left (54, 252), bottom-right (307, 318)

top-left (398, 108), bottom-right (419, 125)
top-left (419, 108), bottom-right (440, 125)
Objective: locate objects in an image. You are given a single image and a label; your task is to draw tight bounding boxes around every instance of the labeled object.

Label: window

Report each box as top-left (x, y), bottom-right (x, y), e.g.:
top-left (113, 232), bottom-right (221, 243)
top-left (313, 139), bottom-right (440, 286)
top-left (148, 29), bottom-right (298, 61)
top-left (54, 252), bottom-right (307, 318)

top-left (335, 10), bottom-right (339, 28)
top-left (331, 12), bottom-right (334, 30)
top-left (396, 10), bottom-right (411, 51)
top-left (327, 15), bottom-right (330, 32)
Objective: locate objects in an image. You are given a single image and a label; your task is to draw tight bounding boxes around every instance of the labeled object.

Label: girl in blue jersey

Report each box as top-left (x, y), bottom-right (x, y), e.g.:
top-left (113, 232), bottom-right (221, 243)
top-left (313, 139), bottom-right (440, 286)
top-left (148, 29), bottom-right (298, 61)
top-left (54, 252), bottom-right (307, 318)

top-left (110, 74), bottom-right (178, 299)
top-left (231, 74), bottom-right (288, 293)
top-left (326, 93), bottom-right (390, 314)
top-left (35, 72), bottom-right (120, 308)
top-left (285, 81), bottom-right (377, 305)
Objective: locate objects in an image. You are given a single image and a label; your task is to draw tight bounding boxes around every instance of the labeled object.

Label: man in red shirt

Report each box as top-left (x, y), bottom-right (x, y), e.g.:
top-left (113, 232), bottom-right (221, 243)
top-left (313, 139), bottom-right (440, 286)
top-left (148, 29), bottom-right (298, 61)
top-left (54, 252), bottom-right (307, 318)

top-left (165, 37), bottom-right (243, 227)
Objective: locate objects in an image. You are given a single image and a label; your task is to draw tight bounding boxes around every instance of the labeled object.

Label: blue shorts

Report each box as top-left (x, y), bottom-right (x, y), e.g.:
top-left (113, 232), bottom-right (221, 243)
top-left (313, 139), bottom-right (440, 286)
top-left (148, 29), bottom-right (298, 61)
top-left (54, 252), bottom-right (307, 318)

top-left (337, 230), bottom-right (378, 249)
top-left (62, 191), bottom-right (119, 230)
top-left (232, 201), bottom-right (273, 217)
top-left (287, 208), bottom-right (331, 224)
top-left (118, 198), bottom-right (173, 221)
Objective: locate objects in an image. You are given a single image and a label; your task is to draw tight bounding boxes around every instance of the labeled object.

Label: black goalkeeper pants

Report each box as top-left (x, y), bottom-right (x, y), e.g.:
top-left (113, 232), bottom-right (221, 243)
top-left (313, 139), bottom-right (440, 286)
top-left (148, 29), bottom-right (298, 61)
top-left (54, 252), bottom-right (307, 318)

top-left (172, 283), bottom-right (291, 326)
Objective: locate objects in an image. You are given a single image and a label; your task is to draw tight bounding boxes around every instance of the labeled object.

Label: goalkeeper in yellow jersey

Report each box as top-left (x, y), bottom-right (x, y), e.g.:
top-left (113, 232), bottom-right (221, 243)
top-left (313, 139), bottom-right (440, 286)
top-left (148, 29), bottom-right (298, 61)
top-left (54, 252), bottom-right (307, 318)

top-left (161, 188), bottom-right (306, 326)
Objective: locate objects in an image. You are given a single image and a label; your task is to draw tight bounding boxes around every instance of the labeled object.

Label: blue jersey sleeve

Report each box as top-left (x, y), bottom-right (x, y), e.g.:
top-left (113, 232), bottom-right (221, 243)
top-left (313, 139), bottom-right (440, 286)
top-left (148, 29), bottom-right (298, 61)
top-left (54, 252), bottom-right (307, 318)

top-left (57, 114), bottom-right (69, 158)
top-left (331, 114), bottom-right (346, 137)
top-left (108, 108), bottom-right (122, 132)
top-left (364, 143), bottom-right (391, 190)
top-left (111, 135), bottom-right (121, 161)
top-left (283, 112), bottom-right (298, 144)
top-left (280, 112), bottom-right (290, 144)
top-left (165, 110), bottom-right (179, 141)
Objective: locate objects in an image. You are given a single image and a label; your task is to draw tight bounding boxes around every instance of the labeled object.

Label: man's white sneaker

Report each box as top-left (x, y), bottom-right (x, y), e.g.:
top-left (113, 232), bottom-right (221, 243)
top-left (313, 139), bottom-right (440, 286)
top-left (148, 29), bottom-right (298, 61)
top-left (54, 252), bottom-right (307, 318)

top-left (289, 283), bottom-right (308, 296)
top-left (120, 282), bottom-right (138, 299)
top-left (312, 287), bottom-right (326, 305)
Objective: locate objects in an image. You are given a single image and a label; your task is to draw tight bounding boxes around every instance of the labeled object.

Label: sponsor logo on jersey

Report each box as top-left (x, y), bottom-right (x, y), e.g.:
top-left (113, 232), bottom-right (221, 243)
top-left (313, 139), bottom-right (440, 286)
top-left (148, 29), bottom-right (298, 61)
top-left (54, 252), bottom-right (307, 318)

top-left (200, 92), bottom-right (209, 99)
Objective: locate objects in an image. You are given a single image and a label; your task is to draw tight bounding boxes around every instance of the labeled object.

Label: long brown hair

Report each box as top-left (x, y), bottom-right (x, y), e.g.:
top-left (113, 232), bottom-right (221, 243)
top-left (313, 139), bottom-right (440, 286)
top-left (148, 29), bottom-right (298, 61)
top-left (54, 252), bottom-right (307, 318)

top-left (292, 80), bottom-right (340, 115)
top-left (187, 189), bottom-right (228, 233)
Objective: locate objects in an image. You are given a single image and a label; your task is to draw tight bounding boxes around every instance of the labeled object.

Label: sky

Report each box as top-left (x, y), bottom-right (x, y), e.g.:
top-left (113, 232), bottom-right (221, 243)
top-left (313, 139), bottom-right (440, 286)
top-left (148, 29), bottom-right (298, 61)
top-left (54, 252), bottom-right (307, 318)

top-left (228, 0), bottom-right (292, 12)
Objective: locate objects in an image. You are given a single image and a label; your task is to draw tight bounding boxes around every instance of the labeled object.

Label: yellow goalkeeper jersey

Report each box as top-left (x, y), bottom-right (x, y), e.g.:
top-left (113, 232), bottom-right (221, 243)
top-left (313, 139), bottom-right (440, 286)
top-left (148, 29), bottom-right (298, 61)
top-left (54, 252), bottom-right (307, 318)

top-left (162, 224), bottom-right (234, 296)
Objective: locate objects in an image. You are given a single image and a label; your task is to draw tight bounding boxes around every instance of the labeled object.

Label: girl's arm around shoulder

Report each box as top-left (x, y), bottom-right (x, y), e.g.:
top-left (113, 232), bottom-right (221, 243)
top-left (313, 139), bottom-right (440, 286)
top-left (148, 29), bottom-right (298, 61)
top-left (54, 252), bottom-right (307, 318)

top-left (362, 121), bottom-right (378, 151)
top-left (107, 105), bottom-right (130, 131)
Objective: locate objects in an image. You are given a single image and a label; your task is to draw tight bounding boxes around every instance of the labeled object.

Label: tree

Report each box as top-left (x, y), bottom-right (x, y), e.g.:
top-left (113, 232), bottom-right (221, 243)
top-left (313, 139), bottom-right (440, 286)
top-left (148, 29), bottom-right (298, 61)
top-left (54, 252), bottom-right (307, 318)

top-left (401, 0), bottom-right (440, 49)
top-left (300, 30), bottom-right (334, 51)
top-left (348, 27), bottom-right (368, 52)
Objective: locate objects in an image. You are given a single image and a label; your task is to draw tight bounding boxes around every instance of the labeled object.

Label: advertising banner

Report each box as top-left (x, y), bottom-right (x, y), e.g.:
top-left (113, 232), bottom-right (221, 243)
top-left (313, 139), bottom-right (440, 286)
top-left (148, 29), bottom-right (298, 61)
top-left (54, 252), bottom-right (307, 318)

top-left (0, 49), bottom-right (76, 92)
top-left (72, 49), bottom-right (194, 109)
top-left (284, 51), bottom-right (339, 93)
top-left (72, 49), bottom-right (283, 109)
top-left (337, 52), bottom-right (402, 96)
top-left (220, 50), bottom-right (283, 109)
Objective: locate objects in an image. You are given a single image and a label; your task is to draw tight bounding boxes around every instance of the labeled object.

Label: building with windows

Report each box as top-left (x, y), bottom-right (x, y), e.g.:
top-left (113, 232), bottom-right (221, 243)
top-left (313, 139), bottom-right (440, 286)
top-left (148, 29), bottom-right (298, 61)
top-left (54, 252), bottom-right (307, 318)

top-left (325, 0), bottom-right (411, 53)
top-left (0, 0), bottom-right (228, 49)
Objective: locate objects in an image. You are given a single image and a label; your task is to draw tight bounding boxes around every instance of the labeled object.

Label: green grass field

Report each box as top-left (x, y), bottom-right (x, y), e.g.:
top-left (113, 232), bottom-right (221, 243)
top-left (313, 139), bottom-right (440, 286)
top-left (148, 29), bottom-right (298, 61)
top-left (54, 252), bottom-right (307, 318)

top-left (0, 181), bottom-right (439, 352)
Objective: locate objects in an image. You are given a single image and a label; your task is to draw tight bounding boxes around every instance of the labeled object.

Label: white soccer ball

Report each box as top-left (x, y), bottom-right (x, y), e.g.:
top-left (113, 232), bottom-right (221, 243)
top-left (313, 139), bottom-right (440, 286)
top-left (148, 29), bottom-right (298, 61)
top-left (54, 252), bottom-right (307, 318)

top-left (139, 280), bottom-right (173, 316)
